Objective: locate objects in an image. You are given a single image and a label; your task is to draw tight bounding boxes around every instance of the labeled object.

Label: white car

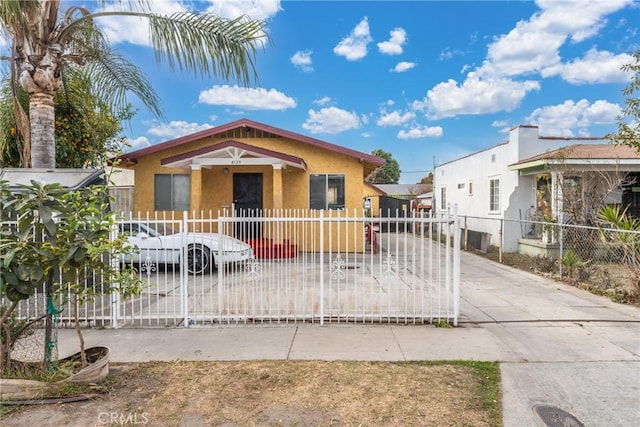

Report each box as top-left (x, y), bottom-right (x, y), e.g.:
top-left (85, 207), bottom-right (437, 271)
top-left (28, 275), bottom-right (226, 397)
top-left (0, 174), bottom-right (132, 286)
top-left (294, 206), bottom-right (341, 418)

top-left (118, 221), bottom-right (254, 275)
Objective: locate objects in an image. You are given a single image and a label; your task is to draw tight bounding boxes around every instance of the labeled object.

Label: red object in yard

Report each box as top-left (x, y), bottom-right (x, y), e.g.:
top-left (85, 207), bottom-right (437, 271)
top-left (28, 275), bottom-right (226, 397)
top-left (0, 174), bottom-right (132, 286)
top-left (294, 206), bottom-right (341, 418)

top-left (243, 238), bottom-right (299, 259)
top-left (365, 223), bottom-right (380, 254)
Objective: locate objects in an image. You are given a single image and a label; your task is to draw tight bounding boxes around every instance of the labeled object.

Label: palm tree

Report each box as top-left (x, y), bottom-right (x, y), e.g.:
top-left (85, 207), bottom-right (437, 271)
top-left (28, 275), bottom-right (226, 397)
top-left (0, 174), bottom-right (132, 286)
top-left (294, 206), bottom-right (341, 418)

top-left (0, 0), bottom-right (267, 168)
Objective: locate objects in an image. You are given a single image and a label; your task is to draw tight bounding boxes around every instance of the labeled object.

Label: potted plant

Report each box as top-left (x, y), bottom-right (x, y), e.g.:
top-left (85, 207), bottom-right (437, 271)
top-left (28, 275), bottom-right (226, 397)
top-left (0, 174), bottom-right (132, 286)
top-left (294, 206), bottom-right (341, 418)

top-left (0, 179), bottom-right (141, 390)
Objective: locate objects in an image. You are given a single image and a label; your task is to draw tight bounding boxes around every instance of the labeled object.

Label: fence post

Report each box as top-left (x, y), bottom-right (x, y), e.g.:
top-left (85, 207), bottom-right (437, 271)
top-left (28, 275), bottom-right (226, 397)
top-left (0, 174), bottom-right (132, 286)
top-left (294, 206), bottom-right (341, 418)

top-left (464, 216), bottom-right (468, 252)
top-left (110, 222), bottom-right (121, 328)
top-left (499, 219), bottom-right (503, 264)
top-left (182, 211), bottom-right (189, 327)
top-left (319, 210), bottom-right (324, 325)
top-left (453, 204), bottom-right (460, 326)
top-left (218, 215), bottom-right (225, 325)
top-left (558, 218), bottom-right (564, 278)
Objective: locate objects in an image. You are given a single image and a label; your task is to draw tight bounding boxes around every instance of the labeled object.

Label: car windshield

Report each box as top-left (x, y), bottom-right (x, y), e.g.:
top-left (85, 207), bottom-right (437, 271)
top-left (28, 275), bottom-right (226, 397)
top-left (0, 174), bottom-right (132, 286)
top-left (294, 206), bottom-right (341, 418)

top-left (145, 222), bottom-right (177, 236)
top-left (119, 222), bottom-right (177, 237)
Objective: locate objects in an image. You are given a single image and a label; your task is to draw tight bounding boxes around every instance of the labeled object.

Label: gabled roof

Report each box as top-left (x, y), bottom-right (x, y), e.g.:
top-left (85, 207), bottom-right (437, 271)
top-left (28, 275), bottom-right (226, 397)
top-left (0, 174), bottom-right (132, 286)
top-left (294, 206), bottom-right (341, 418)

top-left (508, 144), bottom-right (640, 171)
top-left (160, 140), bottom-right (307, 170)
top-left (117, 118), bottom-right (384, 170)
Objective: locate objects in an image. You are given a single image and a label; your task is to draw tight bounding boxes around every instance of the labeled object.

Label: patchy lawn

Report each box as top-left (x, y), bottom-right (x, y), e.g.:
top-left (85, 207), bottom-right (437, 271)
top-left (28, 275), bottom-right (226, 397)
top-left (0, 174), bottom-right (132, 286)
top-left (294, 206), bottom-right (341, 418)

top-left (2, 360), bottom-right (501, 426)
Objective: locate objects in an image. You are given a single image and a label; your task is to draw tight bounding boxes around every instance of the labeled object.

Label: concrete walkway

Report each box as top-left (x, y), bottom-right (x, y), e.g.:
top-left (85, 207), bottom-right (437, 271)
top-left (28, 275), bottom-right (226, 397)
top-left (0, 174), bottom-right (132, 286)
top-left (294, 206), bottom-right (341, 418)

top-left (55, 250), bottom-right (640, 427)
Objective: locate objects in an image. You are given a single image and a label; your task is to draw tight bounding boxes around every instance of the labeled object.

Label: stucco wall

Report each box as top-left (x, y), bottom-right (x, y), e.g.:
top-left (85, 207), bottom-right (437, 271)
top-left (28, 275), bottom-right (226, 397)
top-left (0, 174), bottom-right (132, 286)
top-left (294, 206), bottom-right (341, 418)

top-left (433, 125), bottom-right (604, 252)
top-left (129, 135), bottom-right (366, 215)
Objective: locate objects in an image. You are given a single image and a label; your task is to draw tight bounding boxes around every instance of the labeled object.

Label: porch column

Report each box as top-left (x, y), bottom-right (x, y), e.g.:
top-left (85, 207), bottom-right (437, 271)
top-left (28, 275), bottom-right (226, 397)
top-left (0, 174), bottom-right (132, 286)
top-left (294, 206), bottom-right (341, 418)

top-left (272, 164), bottom-right (283, 210)
top-left (551, 171), bottom-right (563, 221)
top-left (190, 165), bottom-right (202, 213)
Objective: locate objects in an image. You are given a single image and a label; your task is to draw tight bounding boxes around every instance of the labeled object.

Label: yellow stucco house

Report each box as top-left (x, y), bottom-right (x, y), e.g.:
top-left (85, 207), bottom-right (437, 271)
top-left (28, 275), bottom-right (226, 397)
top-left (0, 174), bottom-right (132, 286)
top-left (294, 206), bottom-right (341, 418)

top-left (117, 118), bottom-right (384, 219)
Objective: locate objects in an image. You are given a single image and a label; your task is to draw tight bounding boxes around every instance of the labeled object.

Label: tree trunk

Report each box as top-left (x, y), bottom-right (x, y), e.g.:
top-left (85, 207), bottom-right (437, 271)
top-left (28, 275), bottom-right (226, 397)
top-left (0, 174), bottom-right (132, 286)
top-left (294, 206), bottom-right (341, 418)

top-left (73, 292), bottom-right (88, 368)
top-left (29, 92), bottom-right (56, 168)
top-left (0, 301), bottom-right (20, 372)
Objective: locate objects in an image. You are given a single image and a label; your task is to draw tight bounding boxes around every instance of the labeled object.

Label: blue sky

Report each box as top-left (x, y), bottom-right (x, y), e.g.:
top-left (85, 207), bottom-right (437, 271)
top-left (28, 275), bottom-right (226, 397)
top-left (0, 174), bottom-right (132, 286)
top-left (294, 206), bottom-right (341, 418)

top-left (6, 1), bottom-right (640, 182)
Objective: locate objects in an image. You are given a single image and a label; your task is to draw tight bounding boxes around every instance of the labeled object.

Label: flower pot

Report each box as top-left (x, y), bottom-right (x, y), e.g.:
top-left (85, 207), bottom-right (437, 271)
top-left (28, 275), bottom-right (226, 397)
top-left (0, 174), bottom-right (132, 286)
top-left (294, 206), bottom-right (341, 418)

top-left (0, 346), bottom-right (110, 401)
top-left (64, 346), bottom-right (110, 383)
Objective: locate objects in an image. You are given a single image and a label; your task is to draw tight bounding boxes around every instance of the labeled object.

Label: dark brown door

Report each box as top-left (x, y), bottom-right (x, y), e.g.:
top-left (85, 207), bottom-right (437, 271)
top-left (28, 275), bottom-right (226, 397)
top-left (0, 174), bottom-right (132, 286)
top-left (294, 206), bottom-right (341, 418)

top-left (233, 173), bottom-right (263, 238)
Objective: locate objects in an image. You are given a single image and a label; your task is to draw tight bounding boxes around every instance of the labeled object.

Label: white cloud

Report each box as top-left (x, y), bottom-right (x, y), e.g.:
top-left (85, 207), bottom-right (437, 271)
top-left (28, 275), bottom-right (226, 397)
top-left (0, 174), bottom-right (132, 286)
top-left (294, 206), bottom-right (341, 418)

top-left (491, 120), bottom-right (511, 134)
top-left (291, 50), bottom-right (313, 72)
top-left (439, 47), bottom-right (465, 61)
top-left (98, 0), bottom-right (186, 46)
top-left (478, 0), bottom-right (633, 79)
top-left (414, 0), bottom-right (631, 120)
top-left (581, 100), bottom-right (624, 125)
top-left (198, 85), bottom-right (296, 110)
top-left (536, 0), bottom-right (632, 42)
top-left (377, 110), bottom-right (415, 126)
top-left (313, 96), bottom-right (332, 106)
top-left (417, 72), bottom-right (540, 119)
top-left (302, 107), bottom-right (362, 134)
top-left (333, 17), bottom-right (372, 61)
top-left (147, 120), bottom-right (213, 139)
top-left (205, 0), bottom-right (282, 20)
top-left (542, 48), bottom-right (634, 84)
top-left (391, 62), bottom-right (416, 73)
top-left (377, 27), bottom-right (407, 55)
top-left (397, 126), bottom-right (443, 140)
top-left (98, 0), bottom-right (281, 46)
top-left (125, 136), bottom-right (151, 151)
top-left (526, 99), bottom-right (622, 136)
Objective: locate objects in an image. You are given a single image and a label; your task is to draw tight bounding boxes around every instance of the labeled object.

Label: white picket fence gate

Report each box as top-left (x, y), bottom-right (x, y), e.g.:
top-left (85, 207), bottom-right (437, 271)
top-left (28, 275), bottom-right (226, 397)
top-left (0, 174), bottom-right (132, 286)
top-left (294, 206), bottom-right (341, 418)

top-left (4, 208), bottom-right (461, 327)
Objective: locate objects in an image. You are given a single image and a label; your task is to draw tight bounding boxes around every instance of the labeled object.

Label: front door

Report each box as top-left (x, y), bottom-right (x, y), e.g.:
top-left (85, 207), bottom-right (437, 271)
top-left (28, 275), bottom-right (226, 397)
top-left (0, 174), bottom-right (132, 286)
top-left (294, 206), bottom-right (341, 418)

top-left (233, 173), bottom-right (263, 239)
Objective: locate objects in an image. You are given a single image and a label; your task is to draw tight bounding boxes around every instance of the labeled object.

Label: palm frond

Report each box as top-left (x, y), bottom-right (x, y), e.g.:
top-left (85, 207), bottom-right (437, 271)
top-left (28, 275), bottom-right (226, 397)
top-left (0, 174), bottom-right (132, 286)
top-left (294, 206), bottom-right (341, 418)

top-left (145, 12), bottom-right (268, 85)
top-left (68, 53), bottom-right (162, 119)
top-left (0, 80), bottom-right (30, 167)
top-left (0, 1), bottom-right (39, 35)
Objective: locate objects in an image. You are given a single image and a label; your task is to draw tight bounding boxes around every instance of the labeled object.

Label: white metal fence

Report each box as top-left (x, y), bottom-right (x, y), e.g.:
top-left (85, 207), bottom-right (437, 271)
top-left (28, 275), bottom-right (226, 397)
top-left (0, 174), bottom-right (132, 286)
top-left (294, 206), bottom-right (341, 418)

top-left (2, 208), bottom-right (462, 327)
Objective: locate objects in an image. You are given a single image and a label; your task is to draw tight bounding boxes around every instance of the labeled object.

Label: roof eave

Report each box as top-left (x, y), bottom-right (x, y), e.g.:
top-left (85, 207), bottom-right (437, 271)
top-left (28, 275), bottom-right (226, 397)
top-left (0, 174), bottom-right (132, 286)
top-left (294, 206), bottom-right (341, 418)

top-left (117, 118), bottom-right (385, 167)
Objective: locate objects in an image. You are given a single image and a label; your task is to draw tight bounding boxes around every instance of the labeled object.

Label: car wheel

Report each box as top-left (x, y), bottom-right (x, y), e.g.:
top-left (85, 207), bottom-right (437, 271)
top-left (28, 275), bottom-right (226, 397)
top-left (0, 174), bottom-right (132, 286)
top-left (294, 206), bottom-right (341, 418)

top-left (186, 244), bottom-right (211, 275)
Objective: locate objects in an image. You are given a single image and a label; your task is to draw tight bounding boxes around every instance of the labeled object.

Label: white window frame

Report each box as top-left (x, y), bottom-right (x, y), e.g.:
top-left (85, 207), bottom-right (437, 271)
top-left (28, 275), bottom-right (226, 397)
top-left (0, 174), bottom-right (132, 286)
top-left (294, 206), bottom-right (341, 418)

top-left (468, 181), bottom-right (473, 196)
top-left (440, 186), bottom-right (447, 211)
top-left (489, 176), bottom-right (500, 213)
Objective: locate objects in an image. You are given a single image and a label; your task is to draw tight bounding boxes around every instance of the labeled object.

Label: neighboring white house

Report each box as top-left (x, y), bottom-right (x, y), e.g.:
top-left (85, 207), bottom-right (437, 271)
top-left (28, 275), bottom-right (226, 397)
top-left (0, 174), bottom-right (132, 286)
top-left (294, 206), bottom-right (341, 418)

top-left (433, 125), bottom-right (635, 252)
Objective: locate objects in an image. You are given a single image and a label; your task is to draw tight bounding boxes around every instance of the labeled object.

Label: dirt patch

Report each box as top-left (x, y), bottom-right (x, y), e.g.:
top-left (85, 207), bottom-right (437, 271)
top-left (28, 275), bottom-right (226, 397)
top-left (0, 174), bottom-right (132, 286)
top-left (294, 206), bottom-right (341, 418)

top-left (474, 246), bottom-right (639, 305)
top-left (2, 360), bottom-right (500, 426)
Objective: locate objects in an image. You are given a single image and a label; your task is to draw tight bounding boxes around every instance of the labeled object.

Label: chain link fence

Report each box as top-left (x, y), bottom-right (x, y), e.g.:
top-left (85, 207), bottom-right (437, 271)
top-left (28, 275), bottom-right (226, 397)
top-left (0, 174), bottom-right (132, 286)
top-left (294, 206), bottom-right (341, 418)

top-left (457, 215), bottom-right (640, 304)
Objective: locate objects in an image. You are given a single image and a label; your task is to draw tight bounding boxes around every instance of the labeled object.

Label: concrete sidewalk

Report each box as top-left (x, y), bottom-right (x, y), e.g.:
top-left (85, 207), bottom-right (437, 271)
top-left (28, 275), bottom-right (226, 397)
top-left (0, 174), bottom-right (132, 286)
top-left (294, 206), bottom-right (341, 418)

top-left (54, 251), bottom-right (640, 427)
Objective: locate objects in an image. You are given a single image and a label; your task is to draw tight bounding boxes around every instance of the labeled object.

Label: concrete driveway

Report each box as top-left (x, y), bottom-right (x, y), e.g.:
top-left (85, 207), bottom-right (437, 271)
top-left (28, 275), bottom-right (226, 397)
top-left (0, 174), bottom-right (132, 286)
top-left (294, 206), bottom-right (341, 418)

top-left (458, 250), bottom-right (639, 426)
